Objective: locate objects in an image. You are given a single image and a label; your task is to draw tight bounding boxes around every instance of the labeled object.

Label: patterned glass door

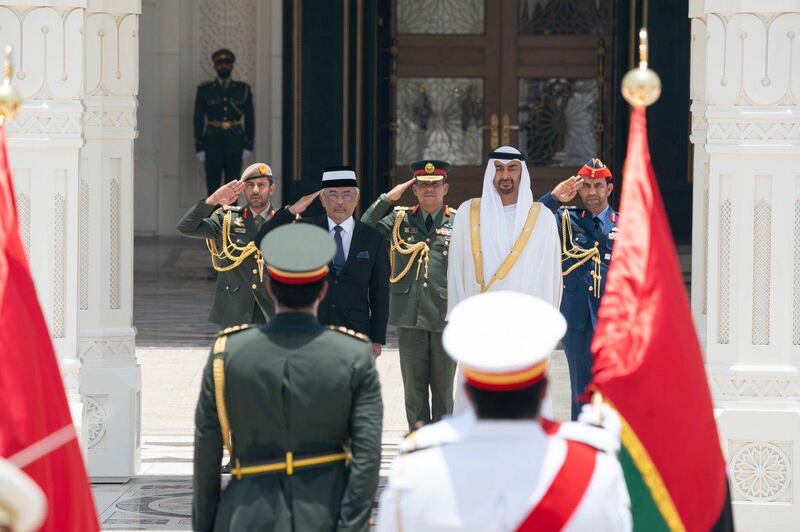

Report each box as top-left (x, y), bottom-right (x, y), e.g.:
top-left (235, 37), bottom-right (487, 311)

top-left (390, 0), bottom-right (613, 203)
top-left (502, 0), bottom-right (613, 197)
top-left (390, 0), bottom-right (500, 207)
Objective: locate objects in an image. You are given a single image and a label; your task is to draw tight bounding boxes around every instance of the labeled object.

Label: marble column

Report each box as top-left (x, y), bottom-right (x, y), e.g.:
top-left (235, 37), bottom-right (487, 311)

top-left (1, 0), bottom-right (141, 480)
top-left (690, 2), bottom-right (800, 528)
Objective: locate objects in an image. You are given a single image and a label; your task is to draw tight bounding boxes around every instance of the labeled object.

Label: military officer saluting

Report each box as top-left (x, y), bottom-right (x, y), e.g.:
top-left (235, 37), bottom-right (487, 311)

top-left (193, 224), bottom-right (383, 532)
top-left (362, 160), bottom-right (456, 429)
top-left (177, 162), bottom-right (277, 328)
top-left (538, 158), bottom-right (619, 420)
top-left (194, 48), bottom-right (255, 196)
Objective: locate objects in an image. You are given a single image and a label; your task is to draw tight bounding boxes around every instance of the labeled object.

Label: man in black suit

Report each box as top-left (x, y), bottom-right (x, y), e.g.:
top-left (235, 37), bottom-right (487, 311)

top-left (256, 166), bottom-right (390, 357)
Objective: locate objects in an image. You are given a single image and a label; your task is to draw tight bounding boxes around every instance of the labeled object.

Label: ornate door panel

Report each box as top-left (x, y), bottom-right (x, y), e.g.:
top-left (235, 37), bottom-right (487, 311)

top-left (390, 0), bottom-right (613, 204)
top-left (390, 0), bottom-right (500, 207)
top-left (503, 0), bottom-right (612, 197)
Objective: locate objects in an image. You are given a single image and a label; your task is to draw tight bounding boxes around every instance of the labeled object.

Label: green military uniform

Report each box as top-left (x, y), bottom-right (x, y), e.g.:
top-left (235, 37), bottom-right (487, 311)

top-left (361, 160), bottom-right (457, 429)
top-left (177, 202), bottom-right (275, 328)
top-left (192, 224), bottom-right (383, 532)
top-left (177, 162), bottom-right (278, 328)
top-left (194, 49), bottom-right (254, 196)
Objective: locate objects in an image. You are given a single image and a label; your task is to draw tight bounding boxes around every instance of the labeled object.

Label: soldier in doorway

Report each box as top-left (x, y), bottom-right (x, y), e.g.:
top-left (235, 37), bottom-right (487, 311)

top-left (362, 160), bottom-right (457, 430)
top-left (194, 48), bottom-right (255, 197)
top-left (177, 163), bottom-right (277, 328)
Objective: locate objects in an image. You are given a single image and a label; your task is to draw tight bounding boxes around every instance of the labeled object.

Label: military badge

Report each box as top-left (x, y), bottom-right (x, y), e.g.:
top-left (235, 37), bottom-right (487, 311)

top-left (425, 162), bottom-right (435, 174)
top-left (435, 227), bottom-right (452, 237)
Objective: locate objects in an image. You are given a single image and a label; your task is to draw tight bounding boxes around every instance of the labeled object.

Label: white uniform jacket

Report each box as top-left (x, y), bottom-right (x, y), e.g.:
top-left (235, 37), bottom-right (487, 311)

top-left (376, 414), bottom-right (632, 532)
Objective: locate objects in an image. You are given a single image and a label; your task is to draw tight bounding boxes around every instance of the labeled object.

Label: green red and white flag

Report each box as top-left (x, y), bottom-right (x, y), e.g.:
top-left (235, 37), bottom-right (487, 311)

top-left (590, 107), bottom-right (733, 531)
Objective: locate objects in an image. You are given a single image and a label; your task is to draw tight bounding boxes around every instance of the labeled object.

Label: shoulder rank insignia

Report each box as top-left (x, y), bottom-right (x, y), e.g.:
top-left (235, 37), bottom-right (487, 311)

top-left (444, 205), bottom-right (456, 216)
top-left (214, 323), bottom-right (254, 353)
top-left (393, 206), bottom-right (411, 212)
top-left (222, 205), bottom-right (244, 213)
top-left (217, 323), bottom-right (254, 337)
top-left (329, 325), bottom-right (370, 342)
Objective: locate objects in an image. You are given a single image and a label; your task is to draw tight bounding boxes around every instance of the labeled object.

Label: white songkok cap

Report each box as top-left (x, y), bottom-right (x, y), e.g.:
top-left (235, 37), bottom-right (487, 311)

top-left (443, 291), bottom-right (566, 391)
top-left (321, 166), bottom-right (358, 188)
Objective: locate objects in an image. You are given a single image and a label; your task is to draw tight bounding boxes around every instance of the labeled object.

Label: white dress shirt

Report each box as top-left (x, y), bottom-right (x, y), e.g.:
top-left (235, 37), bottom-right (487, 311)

top-left (327, 216), bottom-right (355, 261)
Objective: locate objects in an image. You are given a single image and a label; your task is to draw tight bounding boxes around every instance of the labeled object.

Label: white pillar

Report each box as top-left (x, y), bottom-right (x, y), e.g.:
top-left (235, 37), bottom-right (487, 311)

top-left (1, 1), bottom-right (141, 480)
top-left (690, 2), bottom-right (800, 529)
top-left (79, 2), bottom-right (141, 481)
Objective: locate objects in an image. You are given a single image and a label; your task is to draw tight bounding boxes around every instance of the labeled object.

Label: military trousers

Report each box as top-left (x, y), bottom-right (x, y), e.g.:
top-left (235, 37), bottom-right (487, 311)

top-left (561, 324), bottom-right (594, 421)
top-left (398, 327), bottom-right (456, 430)
top-left (205, 149), bottom-right (244, 196)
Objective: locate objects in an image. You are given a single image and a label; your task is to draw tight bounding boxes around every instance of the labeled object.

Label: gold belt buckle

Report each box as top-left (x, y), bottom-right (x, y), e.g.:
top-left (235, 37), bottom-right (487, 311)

top-left (221, 121), bottom-right (231, 130)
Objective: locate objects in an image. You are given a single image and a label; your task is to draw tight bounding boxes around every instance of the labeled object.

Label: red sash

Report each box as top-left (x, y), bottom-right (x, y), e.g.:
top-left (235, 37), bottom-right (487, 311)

top-left (516, 440), bottom-right (597, 532)
top-left (539, 418), bottom-right (561, 435)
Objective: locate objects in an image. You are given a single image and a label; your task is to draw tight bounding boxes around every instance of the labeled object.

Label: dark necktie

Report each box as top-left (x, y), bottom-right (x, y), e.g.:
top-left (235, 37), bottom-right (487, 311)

top-left (253, 214), bottom-right (263, 231)
top-left (593, 216), bottom-right (602, 235)
top-left (425, 214), bottom-right (433, 231)
top-left (333, 225), bottom-right (346, 274)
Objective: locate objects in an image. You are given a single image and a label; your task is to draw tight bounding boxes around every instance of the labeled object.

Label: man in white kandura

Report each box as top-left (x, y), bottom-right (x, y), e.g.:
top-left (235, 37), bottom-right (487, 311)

top-left (375, 291), bottom-right (631, 532)
top-left (447, 146), bottom-right (561, 413)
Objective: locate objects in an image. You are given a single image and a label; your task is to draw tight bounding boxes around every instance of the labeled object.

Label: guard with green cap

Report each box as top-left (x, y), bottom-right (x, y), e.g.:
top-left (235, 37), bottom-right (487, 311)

top-left (192, 223), bottom-right (383, 532)
top-left (362, 159), bottom-right (457, 430)
top-left (177, 162), bottom-right (278, 328)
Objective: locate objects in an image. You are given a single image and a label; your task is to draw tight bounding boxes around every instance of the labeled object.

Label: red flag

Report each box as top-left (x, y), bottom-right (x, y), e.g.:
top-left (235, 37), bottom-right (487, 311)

top-left (0, 127), bottom-right (99, 530)
top-left (591, 107), bottom-right (728, 530)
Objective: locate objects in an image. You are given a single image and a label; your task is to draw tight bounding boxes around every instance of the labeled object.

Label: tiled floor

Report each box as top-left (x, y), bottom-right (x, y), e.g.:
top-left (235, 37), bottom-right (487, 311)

top-left (91, 236), bottom-right (575, 530)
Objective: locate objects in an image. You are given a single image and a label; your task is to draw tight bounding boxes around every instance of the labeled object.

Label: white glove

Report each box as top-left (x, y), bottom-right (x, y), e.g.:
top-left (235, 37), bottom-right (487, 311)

top-left (196, 151), bottom-right (206, 163)
top-left (577, 402), bottom-right (622, 452)
top-left (242, 149), bottom-right (252, 160)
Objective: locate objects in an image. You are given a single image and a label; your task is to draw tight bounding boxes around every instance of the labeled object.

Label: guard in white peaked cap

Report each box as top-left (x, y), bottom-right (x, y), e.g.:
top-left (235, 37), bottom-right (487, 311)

top-left (444, 291), bottom-right (564, 393)
top-left (375, 291), bottom-right (632, 532)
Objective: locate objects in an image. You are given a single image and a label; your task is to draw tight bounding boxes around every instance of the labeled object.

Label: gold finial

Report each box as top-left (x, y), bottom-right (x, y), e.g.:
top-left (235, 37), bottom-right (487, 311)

top-left (621, 28), bottom-right (662, 108)
top-left (0, 45), bottom-right (22, 126)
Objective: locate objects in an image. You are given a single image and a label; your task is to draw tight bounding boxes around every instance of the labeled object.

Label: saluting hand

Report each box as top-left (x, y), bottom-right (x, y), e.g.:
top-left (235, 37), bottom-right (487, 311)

top-left (385, 178), bottom-right (416, 202)
top-left (288, 190), bottom-right (322, 215)
top-left (552, 175), bottom-right (583, 203)
top-left (205, 180), bottom-right (245, 206)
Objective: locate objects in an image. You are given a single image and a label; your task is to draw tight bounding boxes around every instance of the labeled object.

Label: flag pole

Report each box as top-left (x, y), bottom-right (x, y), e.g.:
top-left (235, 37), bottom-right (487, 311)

top-left (591, 25), bottom-right (662, 416)
top-left (621, 28), bottom-right (662, 108)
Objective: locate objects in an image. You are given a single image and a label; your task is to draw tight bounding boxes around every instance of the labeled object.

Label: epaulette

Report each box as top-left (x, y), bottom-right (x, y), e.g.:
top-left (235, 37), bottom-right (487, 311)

top-left (218, 323), bottom-right (254, 337)
top-left (444, 205), bottom-right (456, 217)
top-left (213, 324), bottom-right (254, 354)
top-left (393, 206), bottom-right (411, 211)
top-left (550, 420), bottom-right (618, 454)
top-left (222, 205), bottom-right (244, 212)
top-left (329, 325), bottom-right (370, 342)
